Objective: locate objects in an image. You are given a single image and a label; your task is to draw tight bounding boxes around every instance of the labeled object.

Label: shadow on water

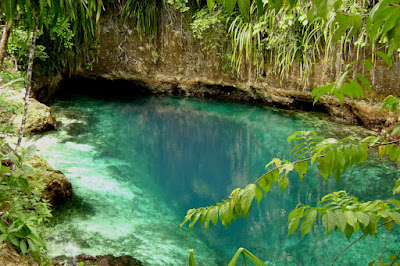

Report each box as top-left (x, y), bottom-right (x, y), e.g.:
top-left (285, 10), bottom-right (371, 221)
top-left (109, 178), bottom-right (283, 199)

top-left (31, 86), bottom-right (400, 265)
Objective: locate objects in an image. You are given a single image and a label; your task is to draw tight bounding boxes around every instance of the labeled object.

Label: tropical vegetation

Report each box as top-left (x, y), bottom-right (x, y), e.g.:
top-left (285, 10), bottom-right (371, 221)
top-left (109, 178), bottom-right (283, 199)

top-left (0, 0), bottom-right (102, 263)
top-left (176, 0), bottom-right (400, 265)
top-left (1, 0), bottom-right (400, 264)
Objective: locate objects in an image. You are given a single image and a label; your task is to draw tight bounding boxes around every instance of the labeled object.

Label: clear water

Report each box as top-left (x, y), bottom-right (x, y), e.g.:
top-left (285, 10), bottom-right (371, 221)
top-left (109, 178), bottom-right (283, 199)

top-left (29, 92), bottom-right (400, 265)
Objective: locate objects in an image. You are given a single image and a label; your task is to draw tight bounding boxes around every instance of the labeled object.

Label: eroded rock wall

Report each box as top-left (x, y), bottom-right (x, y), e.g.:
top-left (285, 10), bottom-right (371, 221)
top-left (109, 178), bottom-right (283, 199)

top-left (33, 7), bottom-right (400, 135)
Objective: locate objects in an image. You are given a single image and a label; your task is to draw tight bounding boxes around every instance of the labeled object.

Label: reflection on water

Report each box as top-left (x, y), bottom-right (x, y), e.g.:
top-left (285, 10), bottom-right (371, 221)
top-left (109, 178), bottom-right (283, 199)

top-left (31, 94), bottom-right (400, 265)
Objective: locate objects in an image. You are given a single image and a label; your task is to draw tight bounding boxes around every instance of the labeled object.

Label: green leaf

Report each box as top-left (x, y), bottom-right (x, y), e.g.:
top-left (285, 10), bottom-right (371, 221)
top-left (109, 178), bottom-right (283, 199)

top-left (228, 247), bottom-right (244, 266)
top-left (219, 202), bottom-right (232, 228)
top-left (199, 209), bottom-right (208, 226)
top-left (180, 209), bottom-right (197, 228)
top-left (207, 0), bottom-right (215, 12)
top-left (241, 249), bottom-right (267, 266)
top-left (207, 206), bottom-right (219, 227)
top-left (392, 124), bottom-right (400, 136)
top-left (0, 234), bottom-right (7, 243)
top-left (189, 249), bottom-right (196, 266)
top-left (0, 221), bottom-right (7, 234)
top-left (388, 199), bottom-right (400, 208)
top-left (8, 235), bottom-right (19, 247)
top-left (356, 211), bottom-right (370, 227)
top-left (241, 185), bottom-right (256, 217)
top-left (18, 176), bottom-right (30, 194)
top-left (379, 145), bottom-right (386, 160)
top-left (344, 211), bottom-right (358, 228)
top-left (278, 175), bottom-right (289, 193)
top-left (20, 239), bottom-right (27, 254)
top-left (255, 0), bottom-right (264, 16)
top-left (228, 248), bottom-right (266, 266)
top-left (344, 224), bottom-right (355, 240)
top-left (317, 149), bottom-right (335, 179)
top-left (332, 148), bottom-right (346, 182)
top-left (301, 209), bottom-right (317, 238)
top-left (6, 152), bottom-right (19, 165)
top-left (355, 73), bottom-right (370, 91)
top-left (270, 169), bottom-right (279, 184)
top-left (254, 185), bottom-right (263, 205)
top-left (376, 51), bottom-right (393, 67)
top-left (363, 60), bottom-right (373, 71)
top-left (334, 210), bottom-right (347, 232)
top-left (315, 0), bottom-right (341, 19)
top-left (389, 212), bottom-right (400, 226)
top-left (287, 131), bottom-right (302, 144)
top-left (189, 212), bottom-right (201, 231)
top-left (226, 0), bottom-right (238, 15)
top-left (295, 161), bottom-right (308, 181)
top-left (384, 220), bottom-right (394, 231)
top-left (257, 176), bottom-right (272, 194)
top-left (322, 210), bottom-right (336, 235)
top-left (311, 83), bottom-right (335, 104)
top-left (238, 0), bottom-right (250, 20)
top-left (288, 206), bottom-right (305, 235)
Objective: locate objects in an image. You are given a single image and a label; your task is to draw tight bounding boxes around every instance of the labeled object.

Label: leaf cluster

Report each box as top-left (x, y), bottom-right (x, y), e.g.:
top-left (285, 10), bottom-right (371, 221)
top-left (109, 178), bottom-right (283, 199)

top-left (181, 131), bottom-right (380, 231)
top-left (0, 144), bottom-right (52, 260)
top-left (288, 191), bottom-right (400, 239)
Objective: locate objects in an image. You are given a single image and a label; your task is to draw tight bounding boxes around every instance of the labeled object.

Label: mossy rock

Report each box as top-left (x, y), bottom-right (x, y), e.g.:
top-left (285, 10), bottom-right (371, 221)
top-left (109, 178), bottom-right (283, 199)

top-left (25, 155), bottom-right (73, 205)
top-left (0, 87), bottom-right (56, 135)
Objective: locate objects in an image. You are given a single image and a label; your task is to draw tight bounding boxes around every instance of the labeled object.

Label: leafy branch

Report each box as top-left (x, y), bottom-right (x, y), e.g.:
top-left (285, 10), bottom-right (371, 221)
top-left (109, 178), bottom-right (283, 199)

top-left (180, 131), bottom-right (388, 230)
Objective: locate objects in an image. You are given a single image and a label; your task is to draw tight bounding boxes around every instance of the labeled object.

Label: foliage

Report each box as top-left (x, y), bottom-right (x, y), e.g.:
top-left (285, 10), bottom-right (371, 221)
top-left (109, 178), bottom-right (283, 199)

top-left (177, 0), bottom-right (372, 84)
top-left (0, 144), bottom-right (52, 260)
top-left (228, 248), bottom-right (266, 266)
top-left (0, 90), bottom-right (23, 135)
top-left (118, 0), bottom-right (160, 42)
top-left (168, 0), bottom-right (191, 13)
top-left (8, 27), bottom-right (49, 68)
top-left (36, 18), bottom-right (76, 75)
top-left (182, 128), bottom-right (400, 264)
top-left (0, 58), bottom-right (26, 92)
top-left (191, 7), bottom-right (228, 53)
top-left (0, 0), bottom-right (103, 75)
top-left (188, 249), bottom-right (196, 266)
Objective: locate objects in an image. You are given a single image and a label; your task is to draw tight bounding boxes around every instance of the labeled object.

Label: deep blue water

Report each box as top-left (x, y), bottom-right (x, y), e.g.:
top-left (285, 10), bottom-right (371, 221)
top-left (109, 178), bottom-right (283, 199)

top-left (30, 93), bottom-right (400, 265)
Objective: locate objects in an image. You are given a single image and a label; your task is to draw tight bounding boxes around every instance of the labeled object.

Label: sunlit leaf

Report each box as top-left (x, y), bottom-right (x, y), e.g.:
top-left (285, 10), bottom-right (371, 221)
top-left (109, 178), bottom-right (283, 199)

top-left (301, 209), bottom-right (317, 237)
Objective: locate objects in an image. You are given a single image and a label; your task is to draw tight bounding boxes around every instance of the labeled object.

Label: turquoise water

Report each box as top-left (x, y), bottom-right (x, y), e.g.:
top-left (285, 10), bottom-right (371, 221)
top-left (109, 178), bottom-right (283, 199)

top-left (30, 92), bottom-right (400, 265)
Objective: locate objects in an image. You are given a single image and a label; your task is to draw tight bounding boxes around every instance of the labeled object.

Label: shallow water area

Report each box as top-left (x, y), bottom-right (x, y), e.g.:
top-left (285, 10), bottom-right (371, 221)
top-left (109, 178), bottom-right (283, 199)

top-left (30, 92), bottom-right (400, 265)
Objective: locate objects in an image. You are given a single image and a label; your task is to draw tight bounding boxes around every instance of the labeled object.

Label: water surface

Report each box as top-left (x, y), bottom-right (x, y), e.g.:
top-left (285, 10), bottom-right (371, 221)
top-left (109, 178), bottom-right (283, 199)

top-left (30, 92), bottom-right (400, 265)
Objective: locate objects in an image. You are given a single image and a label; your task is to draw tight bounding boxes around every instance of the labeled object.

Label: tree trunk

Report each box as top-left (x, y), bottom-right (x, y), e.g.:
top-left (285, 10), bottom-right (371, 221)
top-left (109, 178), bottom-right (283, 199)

top-left (0, 21), bottom-right (12, 70)
top-left (15, 21), bottom-right (38, 151)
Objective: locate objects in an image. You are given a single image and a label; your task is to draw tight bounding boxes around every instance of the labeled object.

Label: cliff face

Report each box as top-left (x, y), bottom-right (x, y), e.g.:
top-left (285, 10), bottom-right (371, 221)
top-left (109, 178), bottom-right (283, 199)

top-left (33, 7), bottom-right (400, 135)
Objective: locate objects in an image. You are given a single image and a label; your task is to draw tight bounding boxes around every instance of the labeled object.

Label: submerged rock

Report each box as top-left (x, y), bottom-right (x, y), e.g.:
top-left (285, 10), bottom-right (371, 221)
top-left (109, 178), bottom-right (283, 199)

top-left (64, 122), bottom-right (88, 136)
top-left (52, 254), bottom-right (142, 266)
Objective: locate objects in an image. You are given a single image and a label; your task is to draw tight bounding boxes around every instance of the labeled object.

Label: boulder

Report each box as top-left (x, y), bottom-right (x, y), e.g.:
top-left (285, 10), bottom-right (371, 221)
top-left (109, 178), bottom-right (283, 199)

top-left (23, 97), bottom-right (56, 134)
top-left (0, 87), bottom-right (56, 135)
top-left (28, 155), bottom-right (73, 205)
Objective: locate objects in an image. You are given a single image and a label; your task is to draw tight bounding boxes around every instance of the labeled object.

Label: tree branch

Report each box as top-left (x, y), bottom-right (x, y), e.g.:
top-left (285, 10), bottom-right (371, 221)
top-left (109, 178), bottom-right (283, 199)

top-left (370, 139), bottom-right (400, 148)
top-left (379, 229), bottom-right (393, 261)
top-left (332, 219), bottom-right (395, 265)
top-left (253, 156), bottom-right (324, 184)
top-left (390, 251), bottom-right (400, 266)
